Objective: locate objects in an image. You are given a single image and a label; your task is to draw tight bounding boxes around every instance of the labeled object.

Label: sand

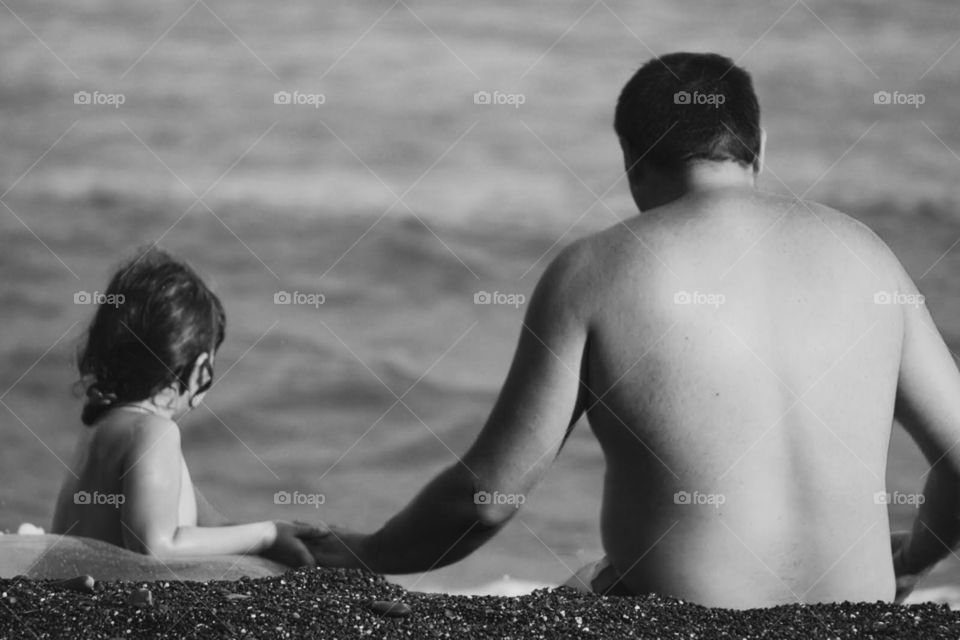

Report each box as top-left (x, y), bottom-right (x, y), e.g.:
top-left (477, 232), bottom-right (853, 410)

top-left (2, 567), bottom-right (960, 639)
top-left (2, 534), bottom-right (960, 637)
top-left (0, 535), bottom-right (286, 582)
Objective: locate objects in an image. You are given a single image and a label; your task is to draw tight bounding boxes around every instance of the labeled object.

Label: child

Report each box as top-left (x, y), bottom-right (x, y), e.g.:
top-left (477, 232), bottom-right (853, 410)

top-left (52, 247), bottom-right (315, 568)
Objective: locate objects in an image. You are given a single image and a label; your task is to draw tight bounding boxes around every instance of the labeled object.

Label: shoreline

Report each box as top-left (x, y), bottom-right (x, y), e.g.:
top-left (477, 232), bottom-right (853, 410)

top-left (3, 569), bottom-right (960, 639)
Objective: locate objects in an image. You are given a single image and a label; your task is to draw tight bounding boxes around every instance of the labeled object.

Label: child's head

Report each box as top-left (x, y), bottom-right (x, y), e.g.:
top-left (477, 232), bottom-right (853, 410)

top-left (78, 247), bottom-right (226, 425)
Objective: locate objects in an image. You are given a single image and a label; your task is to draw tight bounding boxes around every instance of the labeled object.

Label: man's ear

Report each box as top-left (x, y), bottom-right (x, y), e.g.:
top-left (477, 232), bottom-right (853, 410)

top-left (619, 137), bottom-right (641, 179)
top-left (754, 127), bottom-right (767, 177)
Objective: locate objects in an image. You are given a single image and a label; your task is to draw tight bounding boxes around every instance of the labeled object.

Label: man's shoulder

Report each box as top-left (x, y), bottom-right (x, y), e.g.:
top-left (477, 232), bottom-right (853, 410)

top-left (544, 235), bottom-right (596, 283)
top-left (538, 219), bottom-right (668, 306)
top-left (528, 236), bottom-right (603, 325)
top-left (795, 198), bottom-right (900, 266)
top-left (546, 219), bottom-right (646, 278)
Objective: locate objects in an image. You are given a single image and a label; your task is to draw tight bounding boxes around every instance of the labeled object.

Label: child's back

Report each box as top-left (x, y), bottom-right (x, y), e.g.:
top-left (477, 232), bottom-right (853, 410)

top-left (52, 411), bottom-right (197, 547)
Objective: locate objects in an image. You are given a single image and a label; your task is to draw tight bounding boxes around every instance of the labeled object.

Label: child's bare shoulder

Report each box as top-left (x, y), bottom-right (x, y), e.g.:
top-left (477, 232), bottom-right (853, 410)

top-left (132, 414), bottom-right (180, 448)
top-left (100, 413), bottom-right (181, 458)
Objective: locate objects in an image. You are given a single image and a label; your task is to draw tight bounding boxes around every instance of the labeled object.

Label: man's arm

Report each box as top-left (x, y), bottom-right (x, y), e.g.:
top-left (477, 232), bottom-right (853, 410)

top-left (312, 244), bottom-right (594, 574)
top-left (892, 265), bottom-right (960, 594)
top-left (194, 487), bottom-right (231, 526)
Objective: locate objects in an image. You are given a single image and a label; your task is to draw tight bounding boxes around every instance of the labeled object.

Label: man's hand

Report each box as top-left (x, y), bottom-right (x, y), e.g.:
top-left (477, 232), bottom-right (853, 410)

top-left (262, 521), bottom-right (320, 568)
top-left (328, 244), bottom-right (590, 575)
top-left (299, 524), bottom-right (374, 570)
top-left (891, 530), bottom-right (930, 603)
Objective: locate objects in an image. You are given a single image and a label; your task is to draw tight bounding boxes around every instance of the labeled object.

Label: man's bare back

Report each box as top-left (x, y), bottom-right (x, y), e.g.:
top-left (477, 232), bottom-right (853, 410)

top-left (582, 188), bottom-right (903, 606)
top-left (309, 184), bottom-right (932, 608)
top-left (308, 52), bottom-right (960, 609)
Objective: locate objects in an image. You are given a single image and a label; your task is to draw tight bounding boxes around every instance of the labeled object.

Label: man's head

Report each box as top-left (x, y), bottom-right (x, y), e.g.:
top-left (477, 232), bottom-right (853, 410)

top-left (614, 52), bottom-right (763, 210)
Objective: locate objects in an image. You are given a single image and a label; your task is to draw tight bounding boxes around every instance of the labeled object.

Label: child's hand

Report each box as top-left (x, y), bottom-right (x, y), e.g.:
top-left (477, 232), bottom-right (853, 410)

top-left (263, 521), bottom-right (318, 568)
top-left (299, 524), bottom-right (373, 570)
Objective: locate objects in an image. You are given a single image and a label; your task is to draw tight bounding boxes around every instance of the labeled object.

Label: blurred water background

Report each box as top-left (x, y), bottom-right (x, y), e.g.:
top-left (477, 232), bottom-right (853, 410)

top-left (2, 0), bottom-right (960, 596)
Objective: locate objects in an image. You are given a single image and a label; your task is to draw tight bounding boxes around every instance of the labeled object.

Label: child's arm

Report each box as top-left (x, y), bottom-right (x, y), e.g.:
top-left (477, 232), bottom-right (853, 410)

top-left (119, 417), bottom-right (314, 566)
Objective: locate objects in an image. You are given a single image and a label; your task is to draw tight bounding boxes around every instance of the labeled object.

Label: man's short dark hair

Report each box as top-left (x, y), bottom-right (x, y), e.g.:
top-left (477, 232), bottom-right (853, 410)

top-left (614, 52), bottom-right (761, 172)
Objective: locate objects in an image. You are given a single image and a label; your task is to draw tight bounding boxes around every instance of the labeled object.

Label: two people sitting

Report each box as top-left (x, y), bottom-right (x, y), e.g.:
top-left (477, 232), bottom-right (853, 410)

top-left (53, 52), bottom-right (958, 608)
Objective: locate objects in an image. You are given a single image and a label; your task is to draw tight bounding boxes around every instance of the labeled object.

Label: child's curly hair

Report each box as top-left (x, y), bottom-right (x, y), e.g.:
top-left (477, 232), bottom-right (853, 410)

top-left (77, 246), bottom-right (226, 425)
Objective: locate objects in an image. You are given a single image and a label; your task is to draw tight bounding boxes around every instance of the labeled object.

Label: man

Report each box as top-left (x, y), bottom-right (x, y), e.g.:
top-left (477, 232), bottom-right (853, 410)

top-left (308, 52), bottom-right (960, 608)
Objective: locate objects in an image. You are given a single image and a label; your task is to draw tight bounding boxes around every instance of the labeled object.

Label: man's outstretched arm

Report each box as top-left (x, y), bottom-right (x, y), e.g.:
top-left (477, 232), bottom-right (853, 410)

top-left (892, 266), bottom-right (960, 599)
top-left (310, 244), bottom-right (594, 574)
top-left (195, 487), bottom-right (231, 526)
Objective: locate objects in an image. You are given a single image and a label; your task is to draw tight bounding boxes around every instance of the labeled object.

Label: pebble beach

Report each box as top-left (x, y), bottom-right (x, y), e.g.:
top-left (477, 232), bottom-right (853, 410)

top-left (3, 569), bottom-right (960, 640)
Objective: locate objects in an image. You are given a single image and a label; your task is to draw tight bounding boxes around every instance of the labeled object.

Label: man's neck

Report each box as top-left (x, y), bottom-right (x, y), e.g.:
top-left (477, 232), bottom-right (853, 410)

top-left (634, 161), bottom-right (757, 211)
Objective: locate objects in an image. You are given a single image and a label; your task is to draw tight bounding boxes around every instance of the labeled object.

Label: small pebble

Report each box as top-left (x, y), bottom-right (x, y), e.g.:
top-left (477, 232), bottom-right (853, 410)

top-left (127, 588), bottom-right (153, 607)
top-left (369, 600), bottom-right (412, 618)
top-left (16, 523), bottom-right (44, 536)
top-left (52, 575), bottom-right (95, 594)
